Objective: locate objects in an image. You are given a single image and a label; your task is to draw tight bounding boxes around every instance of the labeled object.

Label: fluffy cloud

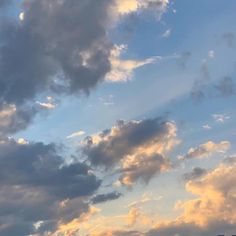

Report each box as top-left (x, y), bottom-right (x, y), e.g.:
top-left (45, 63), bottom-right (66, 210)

top-left (95, 161), bottom-right (236, 236)
top-left (0, 0), bottom-right (169, 135)
top-left (179, 140), bottom-right (230, 160)
top-left (84, 118), bottom-right (179, 186)
top-left (146, 162), bottom-right (236, 236)
top-left (0, 138), bottom-right (101, 235)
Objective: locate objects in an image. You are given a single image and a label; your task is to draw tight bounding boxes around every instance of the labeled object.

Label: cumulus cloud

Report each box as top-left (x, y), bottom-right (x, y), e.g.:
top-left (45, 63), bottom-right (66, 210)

top-left (83, 118), bottom-right (179, 186)
top-left (179, 140), bottom-right (230, 160)
top-left (0, 138), bottom-right (101, 235)
top-left (0, 0), bottom-right (169, 135)
top-left (97, 162), bottom-right (236, 236)
top-left (145, 162), bottom-right (236, 236)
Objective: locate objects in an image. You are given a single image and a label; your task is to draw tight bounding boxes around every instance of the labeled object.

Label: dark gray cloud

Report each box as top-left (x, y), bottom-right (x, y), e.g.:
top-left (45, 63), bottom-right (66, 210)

top-left (0, 138), bottom-right (101, 235)
top-left (0, 0), bottom-right (116, 135)
top-left (183, 167), bottom-right (208, 181)
top-left (0, 0), bottom-right (113, 105)
top-left (84, 118), bottom-right (170, 167)
top-left (91, 191), bottom-right (122, 204)
top-left (83, 118), bottom-right (176, 186)
top-left (191, 76), bottom-right (236, 102)
top-left (0, 104), bottom-right (38, 136)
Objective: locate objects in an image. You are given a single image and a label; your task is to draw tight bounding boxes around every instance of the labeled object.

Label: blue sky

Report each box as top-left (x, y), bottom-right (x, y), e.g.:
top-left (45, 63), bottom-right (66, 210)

top-left (0, 0), bottom-right (235, 235)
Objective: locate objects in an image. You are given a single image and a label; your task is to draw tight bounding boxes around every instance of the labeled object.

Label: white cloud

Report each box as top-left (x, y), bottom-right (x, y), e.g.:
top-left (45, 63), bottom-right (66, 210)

top-left (212, 114), bottom-right (230, 123)
top-left (208, 50), bottom-right (215, 58)
top-left (36, 102), bottom-right (56, 110)
top-left (162, 28), bottom-right (172, 38)
top-left (106, 45), bottom-right (161, 82)
top-left (202, 124), bottom-right (211, 130)
top-left (67, 131), bottom-right (86, 139)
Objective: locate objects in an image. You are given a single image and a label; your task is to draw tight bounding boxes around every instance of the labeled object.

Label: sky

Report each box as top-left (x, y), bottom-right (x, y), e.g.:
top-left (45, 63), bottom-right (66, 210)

top-left (0, 0), bottom-right (235, 235)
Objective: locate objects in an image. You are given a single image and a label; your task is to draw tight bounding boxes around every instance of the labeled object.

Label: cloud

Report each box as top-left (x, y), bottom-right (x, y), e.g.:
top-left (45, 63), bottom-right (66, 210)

top-left (176, 52), bottom-right (191, 69)
top-left (215, 77), bottom-right (236, 97)
top-left (52, 206), bottom-right (100, 236)
top-left (83, 118), bottom-right (179, 186)
top-left (208, 50), bottom-right (215, 59)
top-left (127, 193), bottom-right (162, 208)
top-left (99, 162), bottom-right (236, 236)
top-left (183, 167), bottom-right (208, 181)
top-left (119, 153), bottom-right (171, 186)
top-left (162, 28), bottom-right (171, 38)
top-left (148, 162), bottom-right (236, 235)
top-left (212, 114), bottom-right (230, 123)
top-left (179, 140), bottom-right (230, 160)
top-left (0, 0), bottom-right (170, 135)
top-left (202, 124), bottom-right (211, 130)
top-left (91, 191), bottom-right (122, 204)
top-left (36, 101), bottom-right (56, 110)
top-left (0, 104), bottom-right (38, 136)
top-left (0, 0), bottom-right (115, 107)
top-left (66, 130), bottom-right (86, 139)
top-left (115, 0), bottom-right (169, 18)
top-left (223, 155), bottom-right (236, 164)
top-left (191, 76), bottom-right (236, 103)
top-left (106, 45), bottom-right (160, 82)
top-left (0, 138), bottom-right (101, 235)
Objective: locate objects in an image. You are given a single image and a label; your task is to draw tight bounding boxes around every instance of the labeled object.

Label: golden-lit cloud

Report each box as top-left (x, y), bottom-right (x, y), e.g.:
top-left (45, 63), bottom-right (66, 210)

top-left (53, 206), bottom-right (100, 236)
top-left (179, 140), bottom-right (231, 160)
top-left (90, 161), bottom-right (236, 236)
top-left (106, 45), bottom-right (159, 82)
top-left (84, 118), bottom-right (180, 186)
top-left (115, 0), bottom-right (169, 17)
